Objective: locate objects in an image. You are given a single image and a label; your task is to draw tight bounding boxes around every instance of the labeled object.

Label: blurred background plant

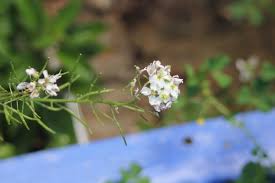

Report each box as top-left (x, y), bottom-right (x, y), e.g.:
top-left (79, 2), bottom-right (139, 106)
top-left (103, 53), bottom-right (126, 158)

top-left (161, 55), bottom-right (275, 126)
top-left (106, 163), bottom-right (150, 183)
top-left (227, 0), bottom-right (275, 26)
top-left (106, 161), bottom-right (275, 183)
top-left (0, 0), bottom-right (105, 158)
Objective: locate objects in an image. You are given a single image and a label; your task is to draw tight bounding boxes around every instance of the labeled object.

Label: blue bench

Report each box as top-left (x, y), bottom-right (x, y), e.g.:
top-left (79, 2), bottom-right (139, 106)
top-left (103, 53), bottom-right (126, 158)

top-left (0, 109), bottom-right (275, 183)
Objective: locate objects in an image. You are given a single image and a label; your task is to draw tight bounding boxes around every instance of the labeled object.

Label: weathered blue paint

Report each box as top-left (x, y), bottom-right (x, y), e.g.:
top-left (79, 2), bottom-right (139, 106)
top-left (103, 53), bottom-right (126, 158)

top-left (0, 109), bottom-right (275, 183)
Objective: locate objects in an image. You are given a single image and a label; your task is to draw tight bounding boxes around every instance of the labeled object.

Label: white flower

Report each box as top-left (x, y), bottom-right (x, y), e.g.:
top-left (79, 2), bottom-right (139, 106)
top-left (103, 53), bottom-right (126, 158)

top-left (26, 68), bottom-right (38, 78)
top-left (153, 101), bottom-right (173, 112)
top-left (140, 86), bottom-right (151, 96)
top-left (236, 56), bottom-right (259, 82)
top-left (172, 75), bottom-right (183, 85)
top-left (164, 84), bottom-right (179, 100)
top-left (17, 67), bottom-right (62, 98)
top-left (38, 70), bottom-right (61, 85)
top-left (159, 90), bottom-right (171, 103)
top-left (16, 81), bottom-right (39, 98)
top-left (45, 83), bottom-right (60, 96)
top-left (26, 82), bottom-right (39, 98)
top-left (27, 82), bottom-right (36, 92)
top-left (149, 68), bottom-right (172, 91)
top-left (136, 60), bottom-right (183, 112)
top-left (17, 82), bottom-right (29, 90)
top-left (17, 81), bottom-right (36, 92)
top-left (146, 60), bottom-right (163, 76)
top-left (38, 70), bottom-right (61, 96)
top-left (30, 89), bottom-right (40, 98)
top-left (149, 95), bottom-right (162, 106)
top-left (168, 75), bottom-right (183, 99)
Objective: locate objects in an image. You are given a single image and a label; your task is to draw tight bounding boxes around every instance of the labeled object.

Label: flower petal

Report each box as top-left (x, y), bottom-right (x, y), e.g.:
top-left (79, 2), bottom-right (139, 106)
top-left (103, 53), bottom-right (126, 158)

top-left (17, 82), bottom-right (29, 90)
top-left (140, 86), bottom-right (151, 96)
top-left (38, 79), bottom-right (45, 85)
top-left (42, 70), bottom-right (49, 78)
top-left (26, 68), bottom-right (38, 77)
top-left (149, 96), bottom-right (161, 106)
top-left (30, 90), bottom-right (40, 98)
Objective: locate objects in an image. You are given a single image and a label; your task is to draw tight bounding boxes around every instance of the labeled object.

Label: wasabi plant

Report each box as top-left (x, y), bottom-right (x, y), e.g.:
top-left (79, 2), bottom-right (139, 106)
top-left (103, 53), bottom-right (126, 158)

top-left (0, 64), bottom-right (137, 143)
top-left (0, 60), bottom-right (183, 145)
top-left (17, 68), bottom-right (62, 98)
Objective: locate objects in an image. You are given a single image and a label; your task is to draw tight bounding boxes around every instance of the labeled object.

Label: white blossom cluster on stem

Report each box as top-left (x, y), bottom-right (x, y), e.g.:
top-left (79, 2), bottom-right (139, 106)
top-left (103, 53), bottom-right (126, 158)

top-left (17, 68), bottom-right (62, 98)
top-left (133, 60), bottom-right (183, 112)
top-left (236, 56), bottom-right (259, 82)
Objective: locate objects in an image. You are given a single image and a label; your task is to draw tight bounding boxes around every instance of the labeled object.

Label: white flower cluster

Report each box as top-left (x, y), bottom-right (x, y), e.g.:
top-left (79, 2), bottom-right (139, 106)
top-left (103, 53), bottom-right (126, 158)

top-left (236, 56), bottom-right (258, 82)
top-left (135, 61), bottom-right (183, 112)
top-left (17, 68), bottom-right (61, 98)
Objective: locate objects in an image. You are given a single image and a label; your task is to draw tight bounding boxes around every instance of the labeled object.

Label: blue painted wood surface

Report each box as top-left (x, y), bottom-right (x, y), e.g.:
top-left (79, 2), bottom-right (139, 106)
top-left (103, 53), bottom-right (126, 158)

top-left (0, 109), bottom-right (275, 183)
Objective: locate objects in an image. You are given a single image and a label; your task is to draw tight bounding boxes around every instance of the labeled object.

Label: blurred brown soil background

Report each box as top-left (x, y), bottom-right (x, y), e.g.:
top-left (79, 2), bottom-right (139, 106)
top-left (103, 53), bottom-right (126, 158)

top-left (44, 0), bottom-right (275, 140)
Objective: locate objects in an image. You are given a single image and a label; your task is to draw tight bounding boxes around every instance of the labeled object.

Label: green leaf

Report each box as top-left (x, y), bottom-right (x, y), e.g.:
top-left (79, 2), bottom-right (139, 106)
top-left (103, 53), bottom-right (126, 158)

top-left (0, 17), bottom-right (12, 38)
top-left (185, 64), bottom-right (195, 77)
top-left (51, 0), bottom-right (81, 36)
top-left (248, 6), bottom-right (263, 26)
top-left (14, 0), bottom-right (45, 33)
top-left (63, 22), bottom-right (106, 48)
top-left (201, 55), bottom-right (230, 72)
top-left (35, 0), bottom-right (81, 47)
top-left (0, 0), bottom-right (11, 14)
top-left (228, 2), bottom-right (248, 20)
top-left (47, 134), bottom-right (72, 148)
top-left (0, 40), bottom-right (12, 60)
top-left (253, 97), bottom-right (273, 111)
top-left (237, 86), bottom-right (253, 105)
top-left (212, 71), bottom-right (232, 88)
top-left (228, 0), bottom-right (266, 26)
top-left (106, 163), bottom-right (150, 183)
top-left (0, 143), bottom-right (16, 159)
top-left (237, 162), bottom-right (268, 183)
top-left (129, 163), bottom-right (142, 176)
top-left (260, 63), bottom-right (275, 82)
top-left (120, 163), bottom-right (149, 183)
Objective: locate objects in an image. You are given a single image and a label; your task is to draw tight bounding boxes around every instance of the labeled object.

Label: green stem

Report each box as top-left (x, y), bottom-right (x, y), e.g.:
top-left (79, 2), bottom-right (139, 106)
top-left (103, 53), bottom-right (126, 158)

top-left (32, 89), bottom-right (112, 103)
top-left (208, 96), bottom-right (231, 116)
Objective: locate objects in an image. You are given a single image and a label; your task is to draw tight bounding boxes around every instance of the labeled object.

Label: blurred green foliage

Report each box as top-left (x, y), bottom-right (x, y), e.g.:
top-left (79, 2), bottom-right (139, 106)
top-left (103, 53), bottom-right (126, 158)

top-left (161, 55), bottom-right (232, 124)
top-left (236, 162), bottom-right (269, 183)
top-left (106, 163), bottom-right (150, 183)
top-left (106, 161), bottom-right (275, 183)
top-left (0, 0), bottom-right (105, 158)
top-left (160, 55), bottom-right (275, 125)
top-left (237, 62), bottom-right (275, 111)
top-left (228, 0), bottom-right (275, 26)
